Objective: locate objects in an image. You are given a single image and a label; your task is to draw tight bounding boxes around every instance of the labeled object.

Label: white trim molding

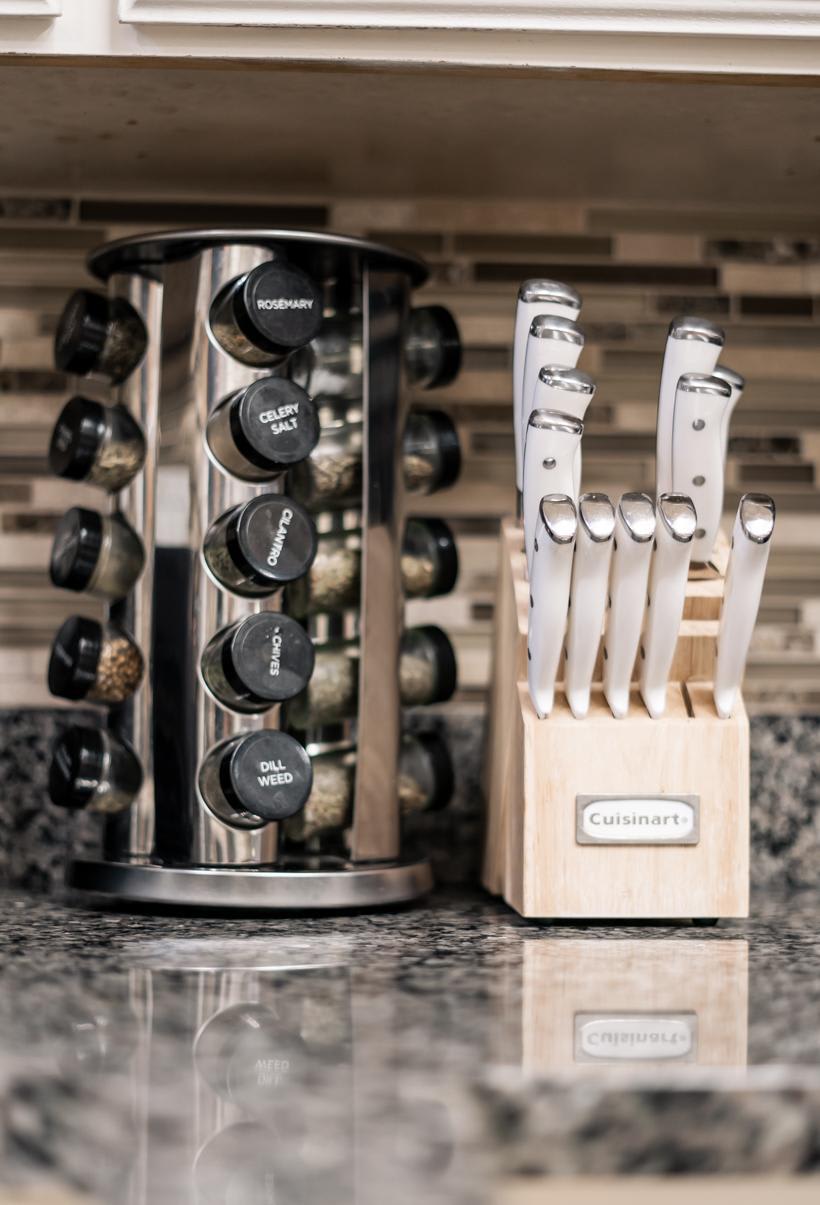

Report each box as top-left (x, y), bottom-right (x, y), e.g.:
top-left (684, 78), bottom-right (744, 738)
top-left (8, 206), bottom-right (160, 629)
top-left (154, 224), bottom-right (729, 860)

top-left (118, 0), bottom-right (820, 35)
top-left (0, 1), bottom-right (60, 14)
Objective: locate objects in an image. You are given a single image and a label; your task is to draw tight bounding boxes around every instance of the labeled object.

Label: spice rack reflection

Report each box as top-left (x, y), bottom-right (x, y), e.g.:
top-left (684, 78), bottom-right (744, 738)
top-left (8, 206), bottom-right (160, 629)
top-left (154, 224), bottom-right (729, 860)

top-left (45, 229), bottom-right (461, 909)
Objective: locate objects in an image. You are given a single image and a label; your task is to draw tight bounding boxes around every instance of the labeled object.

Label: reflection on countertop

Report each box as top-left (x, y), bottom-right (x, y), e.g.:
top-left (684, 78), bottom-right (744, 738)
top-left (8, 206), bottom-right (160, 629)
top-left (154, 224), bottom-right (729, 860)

top-left (1, 886), bottom-right (819, 1202)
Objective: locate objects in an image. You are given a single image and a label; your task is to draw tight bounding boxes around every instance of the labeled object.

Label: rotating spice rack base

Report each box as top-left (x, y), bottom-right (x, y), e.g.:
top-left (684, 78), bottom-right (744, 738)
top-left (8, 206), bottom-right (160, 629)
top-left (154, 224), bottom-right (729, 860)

top-left (46, 228), bottom-right (460, 912)
top-left (482, 517), bottom-right (750, 921)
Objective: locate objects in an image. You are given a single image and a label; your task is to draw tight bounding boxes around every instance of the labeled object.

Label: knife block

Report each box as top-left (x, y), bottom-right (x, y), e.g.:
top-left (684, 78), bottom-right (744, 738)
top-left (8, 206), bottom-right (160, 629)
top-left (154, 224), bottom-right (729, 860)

top-left (482, 517), bottom-right (750, 921)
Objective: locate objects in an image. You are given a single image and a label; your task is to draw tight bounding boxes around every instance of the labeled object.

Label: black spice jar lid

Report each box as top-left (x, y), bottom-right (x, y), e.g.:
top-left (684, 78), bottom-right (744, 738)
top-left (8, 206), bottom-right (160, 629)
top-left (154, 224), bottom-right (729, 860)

top-left (420, 306), bottom-right (462, 389)
top-left (54, 290), bottom-right (110, 375)
top-left (414, 625), bottom-right (458, 703)
top-left (49, 507), bottom-right (104, 593)
top-left (48, 615), bottom-right (103, 701)
top-left (49, 725), bottom-right (105, 810)
top-left (231, 379), bottom-right (320, 472)
top-left (223, 612), bottom-right (315, 704)
top-left (219, 730), bottom-right (313, 822)
top-left (414, 731), bottom-right (455, 812)
top-left (406, 518), bottom-right (459, 597)
top-left (419, 409), bottom-right (462, 490)
top-left (233, 261), bottom-right (323, 357)
top-left (48, 396), bottom-right (107, 481)
top-left (226, 495), bottom-right (317, 587)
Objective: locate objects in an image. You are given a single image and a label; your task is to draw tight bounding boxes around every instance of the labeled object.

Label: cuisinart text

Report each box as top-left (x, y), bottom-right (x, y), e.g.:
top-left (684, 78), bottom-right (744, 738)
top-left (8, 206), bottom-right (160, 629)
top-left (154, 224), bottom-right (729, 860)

top-left (576, 796), bottom-right (699, 845)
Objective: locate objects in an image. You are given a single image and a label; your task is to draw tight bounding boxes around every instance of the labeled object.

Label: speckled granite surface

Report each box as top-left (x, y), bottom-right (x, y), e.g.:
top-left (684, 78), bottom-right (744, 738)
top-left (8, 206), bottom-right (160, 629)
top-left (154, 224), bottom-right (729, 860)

top-left (1, 710), bottom-right (818, 892)
top-left (0, 886), bottom-right (819, 1202)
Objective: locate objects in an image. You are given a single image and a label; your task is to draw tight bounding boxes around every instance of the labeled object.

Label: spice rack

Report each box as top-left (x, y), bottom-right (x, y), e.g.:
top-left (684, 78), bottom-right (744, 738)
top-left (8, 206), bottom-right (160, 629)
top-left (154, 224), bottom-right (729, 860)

top-left (45, 229), bottom-right (461, 910)
top-left (482, 517), bottom-right (750, 921)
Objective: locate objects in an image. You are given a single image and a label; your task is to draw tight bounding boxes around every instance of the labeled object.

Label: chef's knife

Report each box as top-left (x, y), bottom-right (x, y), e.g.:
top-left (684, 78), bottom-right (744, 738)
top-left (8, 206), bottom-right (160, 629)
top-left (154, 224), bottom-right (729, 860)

top-left (564, 492), bottom-right (615, 719)
top-left (603, 492), bottom-right (656, 719)
top-left (522, 409), bottom-right (583, 574)
top-left (528, 494), bottom-right (577, 719)
top-left (513, 281), bottom-right (581, 497)
top-left (714, 493), bottom-right (775, 719)
top-left (712, 364), bottom-right (745, 467)
top-left (518, 316), bottom-right (585, 494)
top-left (530, 366), bottom-right (595, 499)
top-left (656, 316), bottom-right (724, 498)
top-left (638, 492), bottom-right (697, 719)
top-left (671, 372), bottom-right (733, 563)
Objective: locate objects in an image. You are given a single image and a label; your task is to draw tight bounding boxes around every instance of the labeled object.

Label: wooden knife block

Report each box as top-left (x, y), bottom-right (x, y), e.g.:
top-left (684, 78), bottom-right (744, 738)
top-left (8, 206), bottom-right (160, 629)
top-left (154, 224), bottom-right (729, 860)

top-left (482, 517), bottom-right (750, 921)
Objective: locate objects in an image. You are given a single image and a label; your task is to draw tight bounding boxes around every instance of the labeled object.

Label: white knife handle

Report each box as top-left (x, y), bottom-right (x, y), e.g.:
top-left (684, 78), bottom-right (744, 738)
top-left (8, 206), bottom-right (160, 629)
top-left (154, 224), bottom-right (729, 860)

top-left (714, 494), bottom-right (775, 718)
top-left (712, 364), bottom-right (745, 466)
top-left (529, 367), bottom-right (595, 499)
top-left (672, 373), bottom-right (732, 563)
top-left (528, 494), bottom-right (577, 719)
top-left (656, 316), bottom-right (724, 497)
top-left (638, 493), bottom-right (697, 718)
top-left (513, 283), bottom-right (582, 498)
top-left (517, 316), bottom-right (585, 492)
top-left (603, 492), bottom-right (656, 719)
top-left (523, 410), bottom-right (583, 574)
top-left (565, 493), bottom-right (615, 718)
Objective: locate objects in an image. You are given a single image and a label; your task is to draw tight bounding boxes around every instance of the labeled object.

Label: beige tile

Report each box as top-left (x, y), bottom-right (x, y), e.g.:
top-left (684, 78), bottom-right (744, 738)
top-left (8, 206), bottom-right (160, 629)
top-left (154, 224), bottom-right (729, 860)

top-left (615, 232), bottom-right (703, 263)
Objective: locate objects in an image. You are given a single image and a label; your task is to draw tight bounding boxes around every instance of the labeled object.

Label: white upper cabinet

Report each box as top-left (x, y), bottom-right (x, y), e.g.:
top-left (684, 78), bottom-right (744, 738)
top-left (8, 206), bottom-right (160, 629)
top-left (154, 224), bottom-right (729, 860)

top-left (0, 1), bottom-right (60, 13)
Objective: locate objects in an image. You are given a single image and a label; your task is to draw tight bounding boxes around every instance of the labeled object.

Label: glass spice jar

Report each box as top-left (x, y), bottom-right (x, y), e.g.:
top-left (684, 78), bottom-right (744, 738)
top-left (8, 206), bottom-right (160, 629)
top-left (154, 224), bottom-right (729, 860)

top-left (49, 396), bottom-right (146, 493)
top-left (284, 732), bottom-right (454, 843)
top-left (201, 611), bottom-right (315, 713)
top-left (404, 305), bottom-right (462, 390)
top-left (209, 260), bottom-right (323, 367)
top-left (286, 625), bottom-right (456, 729)
top-left (203, 495), bottom-right (317, 597)
top-left (54, 290), bottom-right (147, 384)
top-left (206, 377), bottom-right (319, 483)
top-left (287, 518), bottom-right (458, 619)
top-left (199, 730), bottom-right (313, 826)
top-left (48, 615), bottom-right (143, 706)
top-left (49, 726), bottom-right (143, 815)
top-left (49, 507), bottom-right (145, 601)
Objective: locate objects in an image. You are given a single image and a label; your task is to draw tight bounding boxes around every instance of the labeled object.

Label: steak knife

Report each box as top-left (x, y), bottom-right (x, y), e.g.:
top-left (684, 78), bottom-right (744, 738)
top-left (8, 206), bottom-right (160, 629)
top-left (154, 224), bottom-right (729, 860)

top-left (603, 492), bottom-right (656, 719)
top-left (530, 366), bottom-right (595, 499)
top-left (656, 316), bottom-right (724, 497)
top-left (518, 316), bottom-right (585, 493)
top-left (513, 281), bottom-right (581, 497)
top-left (714, 493), bottom-right (775, 719)
top-left (638, 493), bottom-right (697, 719)
top-left (528, 494), bottom-right (577, 719)
top-left (671, 372), bottom-right (733, 563)
top-left (565, 492), bottom-right (616, 719)
top-left (522, 409), bottom-right (584, 574)
top-left (712, 364), bottom-right (745, 467)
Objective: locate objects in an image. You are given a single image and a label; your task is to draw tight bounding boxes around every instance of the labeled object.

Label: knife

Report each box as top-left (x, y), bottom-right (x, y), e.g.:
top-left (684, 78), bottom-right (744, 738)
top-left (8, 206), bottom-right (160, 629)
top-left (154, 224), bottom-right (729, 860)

top-left (564, 492), bottom-right (616, 719)
top-left (711, 364), bottom-right (745, 468)
top-left (518, 316), bottom-right (585, 494)
top-left (530, 366), bottom-right (595, 499)
top-left (638, 493), bottom-right (697, 719)
top-left (513, 281), bottom-right (581, 497)
top-left (714, 493), bottom-right (775, 719)
top-left (527, 494), bottom-right (577, 719)
top-left (522, 409), bottom-right (583, 574)
top-left (603, 492), bottom-right (656, 719)
top-left (656, 316), bottom-right (725, 498)
top-left (671, 372), bottom-right (733, 563)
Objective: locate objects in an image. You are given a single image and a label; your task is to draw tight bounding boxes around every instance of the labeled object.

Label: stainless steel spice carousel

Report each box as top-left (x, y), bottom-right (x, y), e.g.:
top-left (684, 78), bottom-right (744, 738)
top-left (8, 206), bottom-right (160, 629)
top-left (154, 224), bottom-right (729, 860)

top-left (45, 229), bottom-right (461, 909)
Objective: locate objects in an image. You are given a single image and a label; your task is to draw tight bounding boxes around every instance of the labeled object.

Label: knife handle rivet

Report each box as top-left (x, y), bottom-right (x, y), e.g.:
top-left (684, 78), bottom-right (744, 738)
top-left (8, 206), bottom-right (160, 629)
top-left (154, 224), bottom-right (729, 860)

top-left (529, 593), bottom-right (534, 609)
top-left (693, 474), bottom-right (705, 486)
top-left (527, 648), bottom-right (532, 661)
top-left (613, 539), bottom-right (618, 552)
top-left (692, 419), bottom-right (706, 431)
top-left (542, 457), bottom-right (556, 470)
top-left (695, 527), bottom-right (706, 539)
top-left (640, 645), bottom-right (646, 660)
top-left (534, 538), bottom-right (539, 552)
top-left (603, 647), bottom-right (608, 661)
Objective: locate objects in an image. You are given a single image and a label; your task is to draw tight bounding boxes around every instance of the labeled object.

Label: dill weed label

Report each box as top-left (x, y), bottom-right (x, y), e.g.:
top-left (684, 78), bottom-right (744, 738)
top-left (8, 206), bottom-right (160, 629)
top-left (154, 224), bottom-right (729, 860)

top-left (212, 730), bottom-right (313, 823)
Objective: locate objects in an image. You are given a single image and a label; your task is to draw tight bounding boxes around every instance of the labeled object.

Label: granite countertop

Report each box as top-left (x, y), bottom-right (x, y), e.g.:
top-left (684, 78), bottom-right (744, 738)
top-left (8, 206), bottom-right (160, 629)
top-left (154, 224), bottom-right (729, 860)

top-left (1, 886), bottom-right (819, 1203)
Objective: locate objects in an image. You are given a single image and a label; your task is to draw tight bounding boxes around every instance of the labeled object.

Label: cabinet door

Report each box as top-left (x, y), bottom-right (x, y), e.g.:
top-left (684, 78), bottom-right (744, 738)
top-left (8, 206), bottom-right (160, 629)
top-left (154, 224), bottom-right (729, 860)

top-left (0, 2), bottom-right (61, 12)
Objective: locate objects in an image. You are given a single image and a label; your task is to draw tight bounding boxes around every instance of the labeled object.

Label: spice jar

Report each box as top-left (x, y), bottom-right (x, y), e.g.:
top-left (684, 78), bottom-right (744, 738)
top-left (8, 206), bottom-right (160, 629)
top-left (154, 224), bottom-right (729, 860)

top-left (209, 260), bottom-right (323, 367)
top-left (284, 732), bottom-right (453, 843)
top-left (203, 495), bottom-right (317, 597)
top-left (206, 377), bottom-right (319, 482)
top-left (404, 305), bottom-right (462, 390)
top-left (54, 290), bottom-right (147, 383)
top-left (48, 615), bottom-right (143, 705)
top-left (288, 408), bottom-right (461, 511)
top-left (49, 726), bottom-right (142, 814)
top-left (199, 730), bottom-right (313, 825)
top-left (287, 519), bottom-right (458, 619)
top-left (49, 396), bottom-right (146, 492)
top-left (49, 507), bottom-right (145, 601)
top-left (286, 625), bottom-right (456, 728)
top-left (201, 612), bottom-right (315, 713)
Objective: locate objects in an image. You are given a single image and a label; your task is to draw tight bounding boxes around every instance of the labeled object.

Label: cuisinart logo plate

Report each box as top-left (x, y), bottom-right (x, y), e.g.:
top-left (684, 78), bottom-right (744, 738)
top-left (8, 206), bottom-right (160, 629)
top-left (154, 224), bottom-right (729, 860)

top-left (576, 795), bottom-right (699, 845)
top-left (574, 1012), bottom-right (698, 1063)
